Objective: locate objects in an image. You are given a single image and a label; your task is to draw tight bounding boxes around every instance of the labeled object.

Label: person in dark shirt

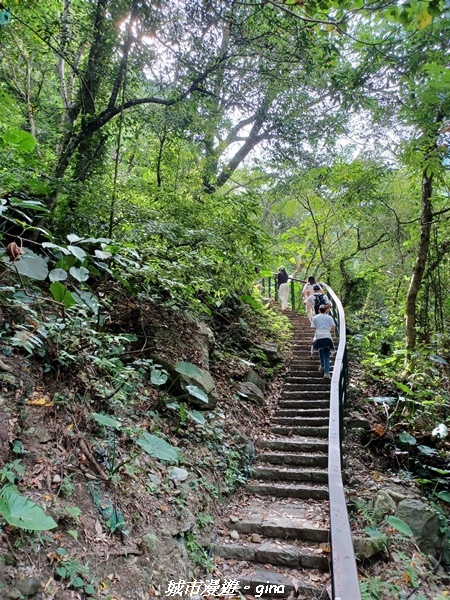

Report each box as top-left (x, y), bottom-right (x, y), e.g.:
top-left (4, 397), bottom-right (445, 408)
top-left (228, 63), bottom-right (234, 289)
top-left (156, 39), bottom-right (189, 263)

top-left (276, 266), bottom-right (289, 311)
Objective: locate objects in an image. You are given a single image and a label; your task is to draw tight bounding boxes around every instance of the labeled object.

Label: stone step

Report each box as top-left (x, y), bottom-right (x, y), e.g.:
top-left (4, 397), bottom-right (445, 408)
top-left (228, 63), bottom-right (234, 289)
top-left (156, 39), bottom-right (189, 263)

top-left (258, 451), bottom-right (328, 467)
top-left (251, 465), bottom-right (328, 483)
top-left (233, 567), bottom-right (329, 598)
top-left (213, 538), bottom-right (329, 570)
top-left (272, 416), bottom-right (329, 427)
top-left (284, 383), bottom-right (330, 391)
top-left (270, 426), bottom-right (329, 437)
top-left (292, 345), bottom-right (315, 350)
top-left (245, 481), bottom-right (329, 500)
top-left (288, 369), bottom-right (330, 377)
top-left (278, 400), bottom-right (329, 409)
top-left (259, 438), bottom-right (328, 452)
top-left (274, 408), bottom-right (329, 418)
top-left (285, 376), bottom-right (328, 384)
top-left (226, 501), bottom-right (329, 541)
top-left (282, 390), bottom-right (330, 399)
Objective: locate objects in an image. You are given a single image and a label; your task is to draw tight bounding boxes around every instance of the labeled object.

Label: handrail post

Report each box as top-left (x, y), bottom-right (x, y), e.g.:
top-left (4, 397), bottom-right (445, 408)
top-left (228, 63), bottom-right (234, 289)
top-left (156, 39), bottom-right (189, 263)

top-left (274, 276), bottom-right (278, 301)
top-left (290, 280), bottom-right (295, 311)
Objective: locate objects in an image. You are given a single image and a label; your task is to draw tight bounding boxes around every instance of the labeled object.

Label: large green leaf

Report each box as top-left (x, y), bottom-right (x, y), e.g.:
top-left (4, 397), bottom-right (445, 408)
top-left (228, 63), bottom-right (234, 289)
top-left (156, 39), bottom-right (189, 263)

top-left (385, 516), bottom-right (414, 537)
top-left (9, 249), bottom-right (48, 281)
top-left (69, 266), bottom-right (89, 282)
top-left (95, 250), bottom-right (112, 260)
top-left (67, 234), bottom-right (83, 244)
top-left (186, 385), bottom-right (209, 404)
top-left (91, 413), bottom-right (121, 430)
top-left (67, 245), bottom-right (86, 261)
top-left (435, 491), bottom-right (450, 503)
top-left (42, 242), bottom-right (70, 255)
top-left (393, 380), bottom-right (413, 395)
top-left (0, 486), bottom-right (57, 531)
top-left (399, 432), bottom-right (416, 445)
top-left (49, 268), bottom-right (67, 283)
top-left (136, 433), bottom-right (179, 463)
top-left (49, 282), bottom-right (76, 308)
top-left (240, 295), bottom-right (261, 308)
top-left (175, 361), bottom-right (203, 378)
top-left (72, 288), bottom-right (99, 314)
top-left (150, 368), bottom-right (168, 386)
top-left (187, 410), bottom-right (206, 425)
top-left (3, 129), bottom-right (36, 153)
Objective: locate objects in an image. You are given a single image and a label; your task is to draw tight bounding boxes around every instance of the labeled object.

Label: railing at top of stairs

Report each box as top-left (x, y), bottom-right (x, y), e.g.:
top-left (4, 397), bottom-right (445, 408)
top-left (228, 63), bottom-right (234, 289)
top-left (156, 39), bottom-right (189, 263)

top-left (259, 276), bottom-right (361, 600)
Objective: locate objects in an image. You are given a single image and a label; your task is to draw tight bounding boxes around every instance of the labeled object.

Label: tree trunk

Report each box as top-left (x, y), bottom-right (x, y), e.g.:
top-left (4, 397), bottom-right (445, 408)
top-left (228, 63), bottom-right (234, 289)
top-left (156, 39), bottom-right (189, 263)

top-left (405, 171), bottom-right (433, 350)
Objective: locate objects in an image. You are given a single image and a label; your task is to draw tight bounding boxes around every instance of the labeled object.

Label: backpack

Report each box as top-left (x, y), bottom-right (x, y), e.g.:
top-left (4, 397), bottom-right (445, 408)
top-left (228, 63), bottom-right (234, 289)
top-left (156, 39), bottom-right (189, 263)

top-left (314, 293), bottom-right (326, 314)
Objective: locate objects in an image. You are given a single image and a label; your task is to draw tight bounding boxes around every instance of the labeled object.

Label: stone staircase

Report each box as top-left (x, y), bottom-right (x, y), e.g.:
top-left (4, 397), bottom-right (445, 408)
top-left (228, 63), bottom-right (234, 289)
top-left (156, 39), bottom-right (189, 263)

top-left (214, 313), bottom-right (332, 598)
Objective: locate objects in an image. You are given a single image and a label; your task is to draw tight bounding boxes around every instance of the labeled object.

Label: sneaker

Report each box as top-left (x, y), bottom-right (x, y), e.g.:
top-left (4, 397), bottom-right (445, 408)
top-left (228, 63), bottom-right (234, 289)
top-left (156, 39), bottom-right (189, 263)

top-left (323, 373), bottom-right (331, 379)
top-left (318, 365), bottom-right (324, 372)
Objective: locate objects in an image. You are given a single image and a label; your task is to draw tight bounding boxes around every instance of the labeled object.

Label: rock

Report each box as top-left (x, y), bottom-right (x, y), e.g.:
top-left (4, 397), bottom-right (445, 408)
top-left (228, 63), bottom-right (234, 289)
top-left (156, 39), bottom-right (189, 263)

top-left (168, 467), bottom-right (189, 483)
top-left (36, 427), bottom-right (52, 444)
top-left (219, 483), bottom-right (231, 496)
top-left (373, 490), bottom-right (396, 515)
top-left (254, 342), bottom-right (283, 366)
top-left (235, 435), bottom-right (256, 462)
top-left (0, 359), bottom-right (12, 372)
top-left (243, 369), bottom-right (266, 393)
top-left (52, 474), bottom-right (61, 484)
top-left (251, 533), bottom-right (262, 543)
top-left (176, 508), bottom-right (196, 533)
top-left (199, 533), bottom-right (215, 547)
top-left (237, 381), bottom-right (264, 405)
top-left (353, 535), bottom-right (386, 559)
top-left (17, 577), bottom-right (42, 596)
top-left (149, 317), bottom-right (214, 371)
top-left (191, 321), bottom-right (215, 367)
top-left (6, 588), bottom-right (21, 600)
top-left (148, 474), bottom-right (161, 486)
top-left (345, 417), bottom-right (371, 430)
top-left (156, 358), bottom-right (218, 409)
top-left (230, 530), bottom-right (240, 540)
top-left (385, 489), bottom-right (407, 504)
top-left (396, 498), bottom-right (444, 557)
top-left (230, 515), bottom-right (240, 523)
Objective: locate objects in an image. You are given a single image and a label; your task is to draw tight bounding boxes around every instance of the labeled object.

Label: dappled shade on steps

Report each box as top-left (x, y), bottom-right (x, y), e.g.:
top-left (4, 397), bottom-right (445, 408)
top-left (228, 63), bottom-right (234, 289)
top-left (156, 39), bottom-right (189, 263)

top-left (214, 312), bottom-right (333, 598)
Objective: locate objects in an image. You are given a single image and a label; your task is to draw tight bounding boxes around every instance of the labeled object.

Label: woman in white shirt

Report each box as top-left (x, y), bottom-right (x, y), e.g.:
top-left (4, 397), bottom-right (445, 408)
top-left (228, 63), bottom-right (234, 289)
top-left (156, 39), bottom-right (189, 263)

top-left (311, 304), bottom-right (335, 379)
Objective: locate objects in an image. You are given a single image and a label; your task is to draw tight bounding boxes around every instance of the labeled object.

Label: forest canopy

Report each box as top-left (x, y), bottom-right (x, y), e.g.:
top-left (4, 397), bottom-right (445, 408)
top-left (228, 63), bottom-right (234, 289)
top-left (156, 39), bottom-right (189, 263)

top-left (0, 0), bottom-right (449, 351)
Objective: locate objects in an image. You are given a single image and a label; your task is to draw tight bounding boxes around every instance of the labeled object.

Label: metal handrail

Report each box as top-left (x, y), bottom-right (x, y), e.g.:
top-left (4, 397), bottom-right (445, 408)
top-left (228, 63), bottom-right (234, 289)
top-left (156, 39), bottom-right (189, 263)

top-left (321, 282), bottom-right (361, 600)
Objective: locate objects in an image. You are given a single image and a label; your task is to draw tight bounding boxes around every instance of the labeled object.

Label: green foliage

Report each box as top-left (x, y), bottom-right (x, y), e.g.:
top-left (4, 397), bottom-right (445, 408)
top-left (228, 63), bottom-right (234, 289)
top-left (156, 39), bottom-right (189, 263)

top-left (182, 532), bottom-right (214, 570)
top-left (91, 413), bottom-right (122, 430)
top-left (59, 476), bottom-right (76, 499)
top-left (142, 532), bottom-right (160, 551)
top-left (65, 506), bottom-right (82, 525)
top-left (136, 433), bottom-right (180, 464)
top-left (384, 516), bottom-right (414, 537)
top-left (0, 486), bottom-right (57, 531)
top-left (222, 447), bottom-right (251, 493)
top-left (0, 460), bottom-right (24, 484)
top-left (55, 549), bottom-right (97, 597)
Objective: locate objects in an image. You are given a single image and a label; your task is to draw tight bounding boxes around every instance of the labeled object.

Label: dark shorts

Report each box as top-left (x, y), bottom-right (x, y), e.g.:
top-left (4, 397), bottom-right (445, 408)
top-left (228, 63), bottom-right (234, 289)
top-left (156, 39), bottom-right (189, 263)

top-left (313, 337), bottom-right (334, 351)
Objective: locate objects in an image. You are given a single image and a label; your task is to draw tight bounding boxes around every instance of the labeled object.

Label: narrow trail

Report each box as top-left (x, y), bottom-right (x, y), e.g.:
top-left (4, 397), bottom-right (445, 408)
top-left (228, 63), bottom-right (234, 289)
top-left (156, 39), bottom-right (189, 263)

top-left (214, 312), bottom-right (333, 599)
